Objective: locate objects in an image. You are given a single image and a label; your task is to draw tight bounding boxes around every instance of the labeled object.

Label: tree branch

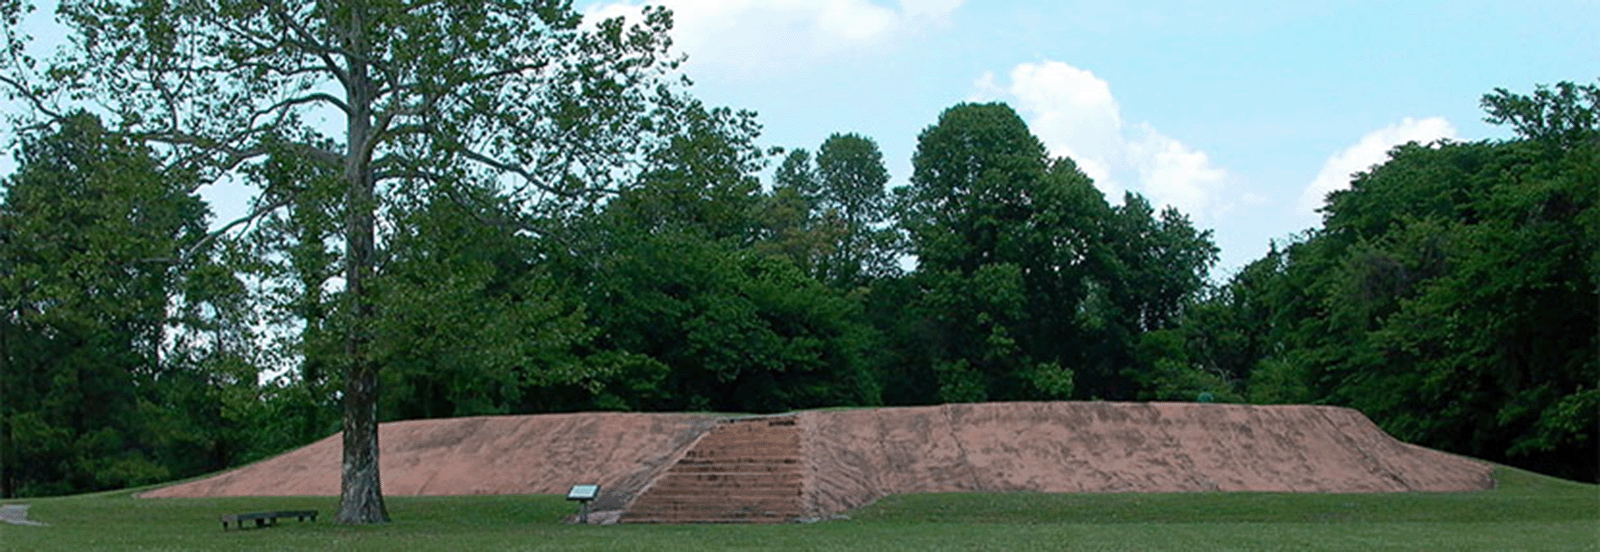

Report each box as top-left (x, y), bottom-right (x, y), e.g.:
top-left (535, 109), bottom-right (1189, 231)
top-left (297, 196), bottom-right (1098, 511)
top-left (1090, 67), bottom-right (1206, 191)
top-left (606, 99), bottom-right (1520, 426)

top-left (375, 61), bottom-right (548, 98)
top-left (253, 0), bottom-right (352, 89)
top-left (140, 130), bottom-right (342, 184)
top-left (143, 193), bottom-right (295, 265)
top-left (0, 73), bottom-right (66, 122)
top-left (260, 91), bottom-right (352, 117)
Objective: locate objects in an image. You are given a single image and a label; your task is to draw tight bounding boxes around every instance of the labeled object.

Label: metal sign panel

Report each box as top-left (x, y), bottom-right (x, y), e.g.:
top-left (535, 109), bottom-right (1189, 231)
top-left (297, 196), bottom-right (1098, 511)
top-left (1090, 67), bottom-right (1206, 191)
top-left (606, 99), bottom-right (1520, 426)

top-left (566, 484), bottom-right (600, 501)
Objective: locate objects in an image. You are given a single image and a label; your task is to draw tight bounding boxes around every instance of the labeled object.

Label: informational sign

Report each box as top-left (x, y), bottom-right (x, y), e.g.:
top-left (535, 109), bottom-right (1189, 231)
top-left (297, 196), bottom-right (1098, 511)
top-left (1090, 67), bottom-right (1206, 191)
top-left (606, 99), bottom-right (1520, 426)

top-left (567, 484), bottom-right (600, 501)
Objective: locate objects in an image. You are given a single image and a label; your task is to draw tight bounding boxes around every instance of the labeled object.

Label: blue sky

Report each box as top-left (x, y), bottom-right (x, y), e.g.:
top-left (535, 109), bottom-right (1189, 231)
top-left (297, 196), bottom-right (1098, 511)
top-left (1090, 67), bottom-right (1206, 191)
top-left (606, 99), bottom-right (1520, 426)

top-left (582, 0), bottom-right (1598, 275)
top-left (4, 1), bottom-right (1594, 277)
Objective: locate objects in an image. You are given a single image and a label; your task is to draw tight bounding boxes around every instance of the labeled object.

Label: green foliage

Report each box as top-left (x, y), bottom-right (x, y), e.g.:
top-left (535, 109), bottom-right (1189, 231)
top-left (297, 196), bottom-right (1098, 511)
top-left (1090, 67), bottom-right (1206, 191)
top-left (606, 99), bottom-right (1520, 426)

top-left (1481, 80), bottom-right (1600, 147)
top-left (536, 101), bottom-right (882, 413)
top-left (1247, 357), bottom-right (1316, 405)
top-left (758, 135), bottom-right (899, 290)
top-left (3, 1), bottom-right (1589, 496)
top-left (759, 149), bottom-right (836, 274)
top-left (894, 103), bottom-right (1215, 402)
top-left (571, 218), bottom-right (879, 413)
top-left (1186, 80), bottom-right (1600, 482)
top-left (0, 113), bottom-right (219, 496)
top-left (376, 185), bottom-right (599, 420)
top-left (752, 178), bottom-right (844, 276)
top-left (1125, 329), bottom-right (1238, 403)
top-left (240, 139), bottom-right (345, 448)
top-left (813, 133), bottom-right (899, 287)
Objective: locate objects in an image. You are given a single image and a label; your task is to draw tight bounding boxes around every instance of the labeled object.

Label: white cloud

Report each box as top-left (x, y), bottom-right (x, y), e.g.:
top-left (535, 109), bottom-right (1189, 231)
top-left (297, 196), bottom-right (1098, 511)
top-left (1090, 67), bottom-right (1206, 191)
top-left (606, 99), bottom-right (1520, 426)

top-left (1298, 117), bottom-right (1457, 218)
top-left (1129, 125), bottom-right (1227, 218)
top-left (584, 0), bottom-right (963, 73)
top-left (978, 60), bottom-right (1231, 220)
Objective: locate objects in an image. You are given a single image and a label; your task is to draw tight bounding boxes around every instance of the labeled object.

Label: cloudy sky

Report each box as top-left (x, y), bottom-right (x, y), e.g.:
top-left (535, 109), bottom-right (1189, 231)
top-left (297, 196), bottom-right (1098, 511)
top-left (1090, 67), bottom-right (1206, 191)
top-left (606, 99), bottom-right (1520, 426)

top-left (581, 0), bottom-right (1596, 275)
top-left (4, 1), bottom-right (1592, 277)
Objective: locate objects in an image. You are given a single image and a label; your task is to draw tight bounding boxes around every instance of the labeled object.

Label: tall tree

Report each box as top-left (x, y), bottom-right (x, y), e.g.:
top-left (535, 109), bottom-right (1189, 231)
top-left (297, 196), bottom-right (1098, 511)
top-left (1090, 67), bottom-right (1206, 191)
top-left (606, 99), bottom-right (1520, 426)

top-left (813, 133), bottom-right (897, 288)
top-left (900, 103), bottom-right (1091, 401)
top-left (756, 148), bottom-right (839, 274)
top-left (773, 148), bottom-right (819, 198)
top-left (897, 103), bottom-right (1216, 401)
top-left (3, 1), bottom-right (683, 522)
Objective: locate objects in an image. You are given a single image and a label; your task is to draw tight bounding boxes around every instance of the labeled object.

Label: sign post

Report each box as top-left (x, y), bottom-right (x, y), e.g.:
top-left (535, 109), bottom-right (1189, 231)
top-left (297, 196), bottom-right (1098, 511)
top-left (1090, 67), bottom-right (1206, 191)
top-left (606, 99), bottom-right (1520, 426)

top-left (566, 484), bottom-right (600, 524)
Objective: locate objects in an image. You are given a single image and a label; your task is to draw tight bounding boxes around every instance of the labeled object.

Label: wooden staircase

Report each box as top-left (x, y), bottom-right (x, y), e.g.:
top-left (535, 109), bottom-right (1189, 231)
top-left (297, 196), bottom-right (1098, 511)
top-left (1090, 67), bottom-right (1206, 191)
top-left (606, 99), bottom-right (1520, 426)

top-left (620, 416), bottom-right (803, 523)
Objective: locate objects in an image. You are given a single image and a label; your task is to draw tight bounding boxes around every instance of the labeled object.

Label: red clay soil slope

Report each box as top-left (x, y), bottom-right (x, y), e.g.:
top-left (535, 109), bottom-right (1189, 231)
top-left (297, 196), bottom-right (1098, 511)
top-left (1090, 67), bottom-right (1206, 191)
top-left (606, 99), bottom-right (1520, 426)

top-left (139, 412), bottom-right (725, 511)
top-left (140, 402), bottom-right (1494, 522)
top-left (796, 402), bottom-right (1493, 519)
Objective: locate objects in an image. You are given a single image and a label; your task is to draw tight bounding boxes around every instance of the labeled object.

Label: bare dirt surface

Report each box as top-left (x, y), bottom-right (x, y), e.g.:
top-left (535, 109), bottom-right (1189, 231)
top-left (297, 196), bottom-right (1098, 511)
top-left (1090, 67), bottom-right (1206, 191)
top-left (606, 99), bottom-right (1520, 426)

top-left (139, 412), bottom-right (725, 511)
top-left (140, 402), bottom-right (1494, 521)
top-left (797, 402), bottom-right (1494, 517)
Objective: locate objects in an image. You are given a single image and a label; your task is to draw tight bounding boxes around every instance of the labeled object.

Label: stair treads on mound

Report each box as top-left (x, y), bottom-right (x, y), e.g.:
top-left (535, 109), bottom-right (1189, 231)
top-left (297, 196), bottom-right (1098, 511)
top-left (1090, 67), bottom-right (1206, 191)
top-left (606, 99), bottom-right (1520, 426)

top-left (622, 416), bottom-right (804, 523)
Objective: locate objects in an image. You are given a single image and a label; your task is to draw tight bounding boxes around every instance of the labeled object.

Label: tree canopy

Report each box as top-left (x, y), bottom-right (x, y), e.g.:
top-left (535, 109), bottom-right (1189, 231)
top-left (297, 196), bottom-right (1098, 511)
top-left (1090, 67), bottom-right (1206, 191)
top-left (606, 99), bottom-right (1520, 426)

top-left (1174, 80), bottom-right (1599, 481)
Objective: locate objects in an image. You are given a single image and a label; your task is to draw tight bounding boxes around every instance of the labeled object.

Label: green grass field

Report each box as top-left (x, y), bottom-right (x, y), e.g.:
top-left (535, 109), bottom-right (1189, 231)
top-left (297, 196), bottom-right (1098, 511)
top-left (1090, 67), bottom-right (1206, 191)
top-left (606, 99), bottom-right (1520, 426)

top-left (2, 467), bottom-right (1595, 551)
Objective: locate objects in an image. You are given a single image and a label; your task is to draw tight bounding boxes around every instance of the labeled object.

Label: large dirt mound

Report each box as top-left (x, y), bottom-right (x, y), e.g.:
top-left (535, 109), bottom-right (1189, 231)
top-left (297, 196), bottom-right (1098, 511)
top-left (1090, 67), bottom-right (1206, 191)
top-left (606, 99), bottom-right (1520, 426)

top-left (141, 402), bottom-right (1493, 519)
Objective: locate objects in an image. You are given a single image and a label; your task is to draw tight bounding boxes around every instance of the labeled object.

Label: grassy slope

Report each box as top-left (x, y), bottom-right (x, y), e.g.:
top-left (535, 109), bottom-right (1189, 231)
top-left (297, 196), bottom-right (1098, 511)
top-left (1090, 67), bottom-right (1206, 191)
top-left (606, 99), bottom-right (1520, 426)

top-left (1, 467), bottom-right (1595, 551)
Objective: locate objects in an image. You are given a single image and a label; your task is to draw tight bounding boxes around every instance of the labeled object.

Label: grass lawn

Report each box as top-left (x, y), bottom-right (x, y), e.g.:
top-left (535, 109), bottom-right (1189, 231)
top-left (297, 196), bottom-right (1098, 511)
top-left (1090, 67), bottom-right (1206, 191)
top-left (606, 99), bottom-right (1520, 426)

top-left (1, 467), bottom-right (1594, 551)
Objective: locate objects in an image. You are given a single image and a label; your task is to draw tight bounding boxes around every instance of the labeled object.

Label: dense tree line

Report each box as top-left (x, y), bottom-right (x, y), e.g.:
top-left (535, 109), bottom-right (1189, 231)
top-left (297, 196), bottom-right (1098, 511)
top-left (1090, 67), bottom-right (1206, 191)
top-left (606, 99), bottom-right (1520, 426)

top-left (0, 12), bottom-right (1592, 500)
top-left (1168, 82), bottom-right (1598, 482)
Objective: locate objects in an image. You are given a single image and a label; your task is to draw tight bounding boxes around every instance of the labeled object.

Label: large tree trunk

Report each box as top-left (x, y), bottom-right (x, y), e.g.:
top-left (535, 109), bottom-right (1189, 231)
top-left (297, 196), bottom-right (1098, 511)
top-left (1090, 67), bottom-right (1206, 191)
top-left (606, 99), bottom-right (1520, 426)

top-left (335, 4), bottom-right (389, 524)
top-left (336, 134), bottom-right (389, 524)
top-left (337, 346), bottom-right (387, 523)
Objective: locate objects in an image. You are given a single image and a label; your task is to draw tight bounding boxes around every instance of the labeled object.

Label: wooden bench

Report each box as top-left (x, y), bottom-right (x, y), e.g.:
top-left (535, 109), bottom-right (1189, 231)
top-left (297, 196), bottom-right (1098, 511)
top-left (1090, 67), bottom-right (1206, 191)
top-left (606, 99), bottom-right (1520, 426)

top-left (220, 510), bottom-right (318, 530)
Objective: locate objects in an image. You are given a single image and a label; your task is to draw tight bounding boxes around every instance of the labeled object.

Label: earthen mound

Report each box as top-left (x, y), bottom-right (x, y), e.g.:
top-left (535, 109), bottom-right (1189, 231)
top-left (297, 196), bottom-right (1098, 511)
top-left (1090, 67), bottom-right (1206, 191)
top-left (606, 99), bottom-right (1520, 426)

top-left (139, 412), bottom-right (724, 510)
top-left (797, 402), bottom-right (1493, 517)
top-left (140, 402), bottom-right (1494, 521)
